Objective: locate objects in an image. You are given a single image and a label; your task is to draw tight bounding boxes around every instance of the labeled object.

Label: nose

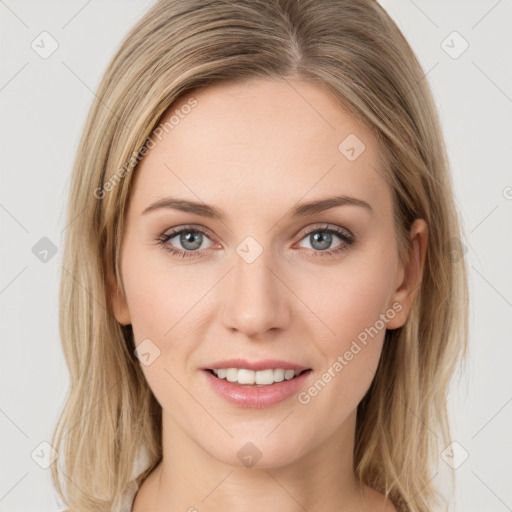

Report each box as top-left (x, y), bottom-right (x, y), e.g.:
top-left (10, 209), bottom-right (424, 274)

top-left (221, 244), bottom-right (291, 338)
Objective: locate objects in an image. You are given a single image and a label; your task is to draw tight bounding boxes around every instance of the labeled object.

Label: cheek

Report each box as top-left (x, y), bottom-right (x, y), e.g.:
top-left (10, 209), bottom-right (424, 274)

top-left (120, 248), bottom-right (215, 403)
top-left (121, 256), bottom-right (197, 407)
top-left (303, 251), bottom-right (397, 348)
top-left (121, 246), bottom-right (207, 342)
top-left (295, 300), bottom-right (388, 432)
top-left (293, 246), bottom-right (397, 407)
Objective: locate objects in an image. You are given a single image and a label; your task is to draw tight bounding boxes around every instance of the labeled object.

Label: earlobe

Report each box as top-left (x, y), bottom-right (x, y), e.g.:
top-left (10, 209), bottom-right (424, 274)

top-left (108, 272), bottom-right (131, 325)
top-left (386, 218), bottom-right (428, 330)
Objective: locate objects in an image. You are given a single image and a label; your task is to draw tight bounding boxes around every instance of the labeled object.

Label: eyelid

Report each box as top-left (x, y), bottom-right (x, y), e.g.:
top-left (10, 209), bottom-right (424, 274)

top-left (158, 222), bottom-right (355, 258)
top-left (161, 223), bottom-right (353, 244)
top-left (160, 224), bottom-right (219, 249)
top-left (297, 223), bottom-right (354, 243)
top-left (161, 224), bottom-right (218, 242)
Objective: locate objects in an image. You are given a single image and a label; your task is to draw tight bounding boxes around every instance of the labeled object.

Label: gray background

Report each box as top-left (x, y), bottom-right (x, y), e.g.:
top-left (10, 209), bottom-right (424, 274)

top-left (1, 1), bottom-right (511, 510)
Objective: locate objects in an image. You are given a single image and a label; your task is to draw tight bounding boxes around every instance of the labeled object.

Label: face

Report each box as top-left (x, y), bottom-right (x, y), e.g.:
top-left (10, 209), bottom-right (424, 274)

top-left (112, 78), bottom-right (422, 468)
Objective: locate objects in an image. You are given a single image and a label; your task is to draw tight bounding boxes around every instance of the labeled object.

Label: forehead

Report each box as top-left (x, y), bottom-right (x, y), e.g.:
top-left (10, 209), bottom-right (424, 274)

top-left (129, 78), bottom-right (391, 218)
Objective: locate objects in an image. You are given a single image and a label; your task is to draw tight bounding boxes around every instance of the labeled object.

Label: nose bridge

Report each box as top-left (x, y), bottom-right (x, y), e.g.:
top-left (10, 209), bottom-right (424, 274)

top-left (221, 236), bottom-right (290, 336)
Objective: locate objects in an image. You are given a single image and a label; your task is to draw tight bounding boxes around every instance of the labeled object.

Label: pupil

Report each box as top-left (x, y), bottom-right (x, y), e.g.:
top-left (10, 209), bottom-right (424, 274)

top-left (181, 231), bottom-right (202, 250)
top-left (311, 231), bottom-right (331, 251)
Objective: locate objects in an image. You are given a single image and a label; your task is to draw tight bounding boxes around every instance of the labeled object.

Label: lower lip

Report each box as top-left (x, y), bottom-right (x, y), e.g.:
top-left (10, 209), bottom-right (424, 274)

top-left (202, 369), bottom-right (312, 409)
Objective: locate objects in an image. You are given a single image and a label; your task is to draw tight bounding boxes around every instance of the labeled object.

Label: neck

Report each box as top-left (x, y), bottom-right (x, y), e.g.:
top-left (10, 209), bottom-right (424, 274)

top-left (134, 408), bottom-right (371, 512)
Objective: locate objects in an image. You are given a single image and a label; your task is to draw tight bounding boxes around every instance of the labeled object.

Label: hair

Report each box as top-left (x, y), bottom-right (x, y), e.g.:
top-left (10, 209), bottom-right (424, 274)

top-left (51, 1), bottom-right (468, 510)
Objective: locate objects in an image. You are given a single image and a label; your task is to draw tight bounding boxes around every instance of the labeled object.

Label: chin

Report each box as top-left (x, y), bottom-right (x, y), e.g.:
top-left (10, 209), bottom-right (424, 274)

top-left (204, 435), bottom-right (310, 470)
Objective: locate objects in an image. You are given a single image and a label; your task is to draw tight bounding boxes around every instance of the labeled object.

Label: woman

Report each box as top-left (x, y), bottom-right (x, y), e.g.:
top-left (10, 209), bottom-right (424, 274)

top-left (52, 1), bottom-right (468, 511)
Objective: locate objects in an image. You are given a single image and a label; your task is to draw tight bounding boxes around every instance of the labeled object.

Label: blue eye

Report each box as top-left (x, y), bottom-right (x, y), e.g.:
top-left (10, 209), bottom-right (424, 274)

top-left (296, 225), bottom-right (355, 257)
top-left (157, 224), bottom-right (355, 259)
top-left (157, 227), bottom-right (213, 259)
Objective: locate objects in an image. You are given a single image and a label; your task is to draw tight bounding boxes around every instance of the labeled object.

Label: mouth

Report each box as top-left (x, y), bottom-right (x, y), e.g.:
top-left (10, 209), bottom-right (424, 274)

top-left (205, 368), bottom-right (312, 387)
top-left (202, 365), bottom-right (313, 408)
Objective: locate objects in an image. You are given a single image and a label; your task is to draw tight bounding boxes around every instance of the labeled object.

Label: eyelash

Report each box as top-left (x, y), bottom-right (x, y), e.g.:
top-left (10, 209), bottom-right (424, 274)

top-left (156, 224), bottom-right (356, 260)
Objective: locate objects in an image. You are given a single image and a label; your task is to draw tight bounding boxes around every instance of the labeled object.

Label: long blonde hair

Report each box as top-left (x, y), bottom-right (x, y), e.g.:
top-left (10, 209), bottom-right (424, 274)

top-left (52, 1), bottom-right (468, 510)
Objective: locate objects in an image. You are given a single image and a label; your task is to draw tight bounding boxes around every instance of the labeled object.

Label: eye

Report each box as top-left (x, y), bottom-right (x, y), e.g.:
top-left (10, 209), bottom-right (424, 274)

top-left (157, 226), bottom-right (215, 259)
top-left (157, 223), bottom-right (356, 260)
top-left (295, 224), bottom-right (355, 257)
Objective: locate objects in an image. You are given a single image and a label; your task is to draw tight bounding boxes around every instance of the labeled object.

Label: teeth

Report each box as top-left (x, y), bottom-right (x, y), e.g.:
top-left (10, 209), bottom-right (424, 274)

top-left (212, 368), bottom-right (303, 386)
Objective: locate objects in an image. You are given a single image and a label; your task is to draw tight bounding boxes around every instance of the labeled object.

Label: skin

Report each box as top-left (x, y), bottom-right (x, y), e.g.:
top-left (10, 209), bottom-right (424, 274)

top-left (111, 77), bottom-right (427, 512)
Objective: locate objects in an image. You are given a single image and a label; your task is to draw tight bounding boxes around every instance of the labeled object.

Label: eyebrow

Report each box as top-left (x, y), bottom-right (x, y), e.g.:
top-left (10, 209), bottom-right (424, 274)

top-left (142, 194), bottom-right (373, 219)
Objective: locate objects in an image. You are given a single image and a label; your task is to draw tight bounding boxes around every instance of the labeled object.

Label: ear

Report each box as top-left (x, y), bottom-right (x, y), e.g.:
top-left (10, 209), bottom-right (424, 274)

top-left (108, 271), bottom-right (131, 326)
top-left (386, 218), bottom-right (428, 330)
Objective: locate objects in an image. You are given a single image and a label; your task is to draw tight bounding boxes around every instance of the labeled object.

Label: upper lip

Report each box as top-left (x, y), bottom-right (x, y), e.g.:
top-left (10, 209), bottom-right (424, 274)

top-left (203, 358), bottom-right (311, 372)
